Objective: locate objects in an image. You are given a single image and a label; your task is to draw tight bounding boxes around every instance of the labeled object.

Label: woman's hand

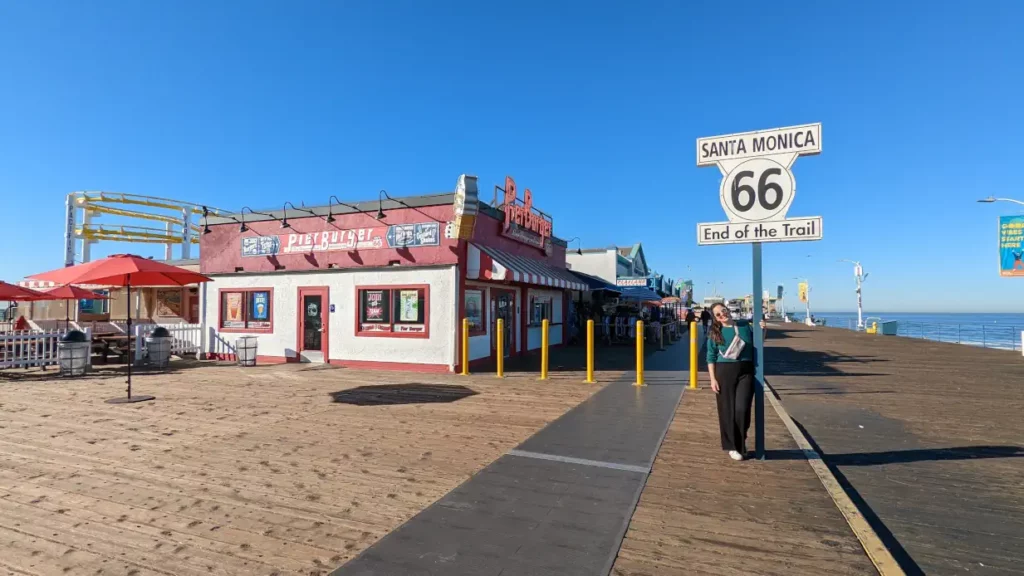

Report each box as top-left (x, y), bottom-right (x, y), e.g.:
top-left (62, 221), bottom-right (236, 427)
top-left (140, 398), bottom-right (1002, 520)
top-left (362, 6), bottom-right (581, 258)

top-left (710, 379), bottom-right (720, 394)
top-left (759, 320), bottom-right (767, 330)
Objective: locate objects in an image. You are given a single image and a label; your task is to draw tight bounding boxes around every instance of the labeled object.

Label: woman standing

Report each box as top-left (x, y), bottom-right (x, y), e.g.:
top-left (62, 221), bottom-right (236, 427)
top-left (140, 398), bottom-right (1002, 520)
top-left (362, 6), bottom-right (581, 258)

top-left (706, 303), bottom-right (765, 461)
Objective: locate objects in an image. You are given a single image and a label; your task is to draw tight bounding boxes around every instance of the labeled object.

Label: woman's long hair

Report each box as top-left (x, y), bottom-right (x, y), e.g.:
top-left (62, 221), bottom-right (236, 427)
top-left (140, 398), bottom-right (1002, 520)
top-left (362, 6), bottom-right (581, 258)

top-left (708, 303), bottom-right (727, 345)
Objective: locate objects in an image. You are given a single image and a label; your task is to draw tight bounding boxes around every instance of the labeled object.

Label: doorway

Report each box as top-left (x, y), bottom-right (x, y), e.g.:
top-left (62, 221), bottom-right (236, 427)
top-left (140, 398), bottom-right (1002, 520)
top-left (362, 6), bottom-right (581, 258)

top-left (297, 287), bottom-right (329, 363)
top-left (490, 288), bottom-right (516, 358)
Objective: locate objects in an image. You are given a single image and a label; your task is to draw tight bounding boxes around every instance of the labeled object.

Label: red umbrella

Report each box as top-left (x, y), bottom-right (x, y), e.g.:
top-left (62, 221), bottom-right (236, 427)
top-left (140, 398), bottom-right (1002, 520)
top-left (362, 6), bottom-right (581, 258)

top-left (0, 281), bottom-right (47, 301)
top-left (41, 285), bottom-right (110, 330)
top-left (28, 254), bottom-right (212, 403)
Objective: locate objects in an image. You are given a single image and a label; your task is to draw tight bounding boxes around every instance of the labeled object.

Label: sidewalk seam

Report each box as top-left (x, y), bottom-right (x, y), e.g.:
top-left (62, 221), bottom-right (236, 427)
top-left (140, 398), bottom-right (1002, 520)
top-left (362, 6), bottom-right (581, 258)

top-left (764, 380), bottom-right (906, 576)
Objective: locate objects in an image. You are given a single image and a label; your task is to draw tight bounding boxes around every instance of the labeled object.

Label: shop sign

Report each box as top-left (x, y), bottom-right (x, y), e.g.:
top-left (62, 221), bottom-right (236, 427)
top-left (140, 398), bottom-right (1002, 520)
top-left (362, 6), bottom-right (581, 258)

top-left (616, 277), bottom-right (651, 287)
top-left (241, 222), bottom-right (440, 257)
top-left (500, 176), bottom-right (553, 252)
top-left (448, 174), bottom-right (479, 240)
top-left (359, 289), bottom-right (391, 332)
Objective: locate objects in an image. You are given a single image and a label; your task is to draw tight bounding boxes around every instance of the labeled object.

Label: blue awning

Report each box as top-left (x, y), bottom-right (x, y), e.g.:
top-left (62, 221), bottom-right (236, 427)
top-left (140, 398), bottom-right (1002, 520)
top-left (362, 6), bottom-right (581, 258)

top-left (619, 286), bottom-right (662, 301)
top-left (568, 270), bottom-right (621, 293)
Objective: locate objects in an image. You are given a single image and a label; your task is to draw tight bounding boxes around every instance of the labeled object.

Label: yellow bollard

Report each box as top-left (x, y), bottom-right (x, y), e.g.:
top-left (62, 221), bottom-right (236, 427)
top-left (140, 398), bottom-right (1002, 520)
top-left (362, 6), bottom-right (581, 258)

top-left (540, 319), bottom-right (549, 380)
top-left (496, 318), bottom-right (504, 378)
top-left (689, 321), bottom-right (698, 389)
top-left (460, 318), bottom-right (469, 375)
top-left (585, 319), bottom-right (595, 383)
top-left (634, 320), bottom-right (645, 386)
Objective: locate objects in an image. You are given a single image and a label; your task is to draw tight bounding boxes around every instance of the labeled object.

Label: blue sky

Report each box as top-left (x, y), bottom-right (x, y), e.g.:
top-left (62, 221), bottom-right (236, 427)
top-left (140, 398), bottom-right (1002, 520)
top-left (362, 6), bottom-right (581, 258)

top-left (1, 1), bottom-right (1022, 312)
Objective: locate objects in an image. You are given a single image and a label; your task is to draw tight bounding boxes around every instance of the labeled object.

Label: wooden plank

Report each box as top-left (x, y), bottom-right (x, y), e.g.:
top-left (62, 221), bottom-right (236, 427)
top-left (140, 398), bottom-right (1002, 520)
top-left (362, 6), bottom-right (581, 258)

top-left (611, 384), bottom-right (876, 576)
top-left (0, 362), bottom-right (599, 575)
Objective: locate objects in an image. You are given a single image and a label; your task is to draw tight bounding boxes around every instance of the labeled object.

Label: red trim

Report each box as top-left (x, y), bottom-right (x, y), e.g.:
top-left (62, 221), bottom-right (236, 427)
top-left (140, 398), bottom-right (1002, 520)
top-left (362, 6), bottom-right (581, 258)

top-left (354, 284), bottom-right (431, 339)
top-left (456, 256), bottom-right (467, 371)
top-left (327, 358), bottom-right (451, 373)
top-left (297, 286), bottom-right (330, 362)
top-left (519, 286), bottom-right (528, 355)
top-left (206, 353), bottom-right (291, 364)
top-left (218, 287), bottom-right (275, 333)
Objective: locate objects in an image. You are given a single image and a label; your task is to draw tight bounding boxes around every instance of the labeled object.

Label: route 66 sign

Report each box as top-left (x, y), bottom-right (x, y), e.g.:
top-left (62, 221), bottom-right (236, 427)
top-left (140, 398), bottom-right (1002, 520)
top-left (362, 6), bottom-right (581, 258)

top-left (720, 157), bottom-right (795, 223)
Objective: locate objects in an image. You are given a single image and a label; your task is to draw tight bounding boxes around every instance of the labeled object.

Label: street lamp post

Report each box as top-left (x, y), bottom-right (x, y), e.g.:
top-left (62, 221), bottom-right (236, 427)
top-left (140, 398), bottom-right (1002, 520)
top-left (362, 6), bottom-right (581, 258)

top-left (978, 197), bottom-right (1024, 206)
top-left (839, 260), bottom-right (868, 330)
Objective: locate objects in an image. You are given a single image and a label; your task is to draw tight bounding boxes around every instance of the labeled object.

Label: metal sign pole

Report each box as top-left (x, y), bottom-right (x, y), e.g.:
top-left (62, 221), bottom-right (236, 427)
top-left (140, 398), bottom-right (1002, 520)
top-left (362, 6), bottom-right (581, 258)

top-left (752, 242), bottom-right (765, 459)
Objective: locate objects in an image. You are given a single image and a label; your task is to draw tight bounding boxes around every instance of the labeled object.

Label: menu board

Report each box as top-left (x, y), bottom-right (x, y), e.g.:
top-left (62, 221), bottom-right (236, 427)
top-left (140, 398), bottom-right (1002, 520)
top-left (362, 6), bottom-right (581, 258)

top-left (464, 290), bottom-right (483, 331)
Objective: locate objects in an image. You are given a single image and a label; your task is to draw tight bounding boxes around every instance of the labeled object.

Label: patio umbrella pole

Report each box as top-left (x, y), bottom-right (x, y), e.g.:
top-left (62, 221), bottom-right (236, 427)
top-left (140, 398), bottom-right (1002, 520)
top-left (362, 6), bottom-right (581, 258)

top-left (126, 277), bottom-right (132, 399)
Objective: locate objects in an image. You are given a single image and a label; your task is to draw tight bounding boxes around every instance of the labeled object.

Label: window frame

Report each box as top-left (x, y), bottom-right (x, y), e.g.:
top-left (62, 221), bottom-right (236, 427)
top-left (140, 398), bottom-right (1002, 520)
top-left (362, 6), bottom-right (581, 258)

top-left (354, 284), bottom-right (430, 339)
top-left (528, 294), bottom-right (556, 327)
top-left (464, 288), bottom-right (487, 336)
top-left (218, 287), bottom-right (275, 333)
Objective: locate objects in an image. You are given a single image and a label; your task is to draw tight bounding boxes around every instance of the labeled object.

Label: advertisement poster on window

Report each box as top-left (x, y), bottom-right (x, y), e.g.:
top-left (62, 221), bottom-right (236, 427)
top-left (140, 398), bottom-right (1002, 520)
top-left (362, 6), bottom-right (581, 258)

top-left (224, 293), bottom-right (245, 327)
top-left (399, 290), bottom-right (419, 322)
top-left (360, 289), bottom-right (390, 331)
top-left (250, 291), bottom-right (271, 328)
top-left (465, 290), bottom-right (483, 331)
top-left (156, 289), bottom-right (182, 317)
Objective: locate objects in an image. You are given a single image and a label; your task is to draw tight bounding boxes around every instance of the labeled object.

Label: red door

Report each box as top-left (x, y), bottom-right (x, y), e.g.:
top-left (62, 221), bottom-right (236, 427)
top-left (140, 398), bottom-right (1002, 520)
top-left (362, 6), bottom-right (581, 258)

top-left (490, 289), bottom-right (516, 358)
top-left (297, 287), bottom-right (329, 362)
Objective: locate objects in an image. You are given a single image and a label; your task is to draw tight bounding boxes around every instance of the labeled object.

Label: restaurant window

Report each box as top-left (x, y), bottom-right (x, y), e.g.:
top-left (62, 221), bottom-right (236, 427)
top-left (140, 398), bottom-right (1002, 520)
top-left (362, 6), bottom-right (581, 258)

top-left (79, 289), bottom-right (110, 315)
top-left (464, 289), bottom-right (486, 335)
top-left (220, 289), bottom-right (273, 331)
top-left (530, 295), bottom-right (553, 326)
top-left (357, 285), bottom-right (429, 337)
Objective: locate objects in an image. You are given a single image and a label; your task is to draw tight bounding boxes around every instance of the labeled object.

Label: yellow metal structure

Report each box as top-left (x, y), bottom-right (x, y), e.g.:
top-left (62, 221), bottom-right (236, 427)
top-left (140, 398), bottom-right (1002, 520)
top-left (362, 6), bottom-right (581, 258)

top-left (540, 319), bottom-right (549, 380)
top-left (866, 322), bottom-right (878, 334)
top-left (461, 318), bottom-right (470, 375)
top-left (634, 320), bottom-right (645, 386)
top-left (496, 318), bottom-right (505, 378)
top-left (585, 319), bottom-right (595, 383)
top-left (689, 321), bottom-right (699, 389)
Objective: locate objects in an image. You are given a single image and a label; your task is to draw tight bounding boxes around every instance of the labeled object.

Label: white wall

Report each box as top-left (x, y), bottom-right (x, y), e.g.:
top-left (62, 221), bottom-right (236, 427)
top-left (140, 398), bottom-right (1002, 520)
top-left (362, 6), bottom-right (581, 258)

top-left (201, 266), bottom-right (457, 368)
top-left (525, 288), bottom-right (564, 351)
top-left (565, 251), bottom-right (615, 284)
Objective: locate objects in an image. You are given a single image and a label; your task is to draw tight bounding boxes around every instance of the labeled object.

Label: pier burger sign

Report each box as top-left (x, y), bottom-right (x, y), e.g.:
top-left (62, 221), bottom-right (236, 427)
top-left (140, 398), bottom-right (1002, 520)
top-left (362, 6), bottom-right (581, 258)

top-left (696, 123), bottom-right (823, 245)
top-left (499, 176), bottom-right (553, 254)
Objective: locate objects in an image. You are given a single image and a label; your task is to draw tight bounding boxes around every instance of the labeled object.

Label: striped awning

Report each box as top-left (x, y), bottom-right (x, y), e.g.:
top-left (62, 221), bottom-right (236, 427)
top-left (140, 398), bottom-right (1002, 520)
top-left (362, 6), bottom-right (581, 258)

top-left (467, 244), bottom-right (588, 291)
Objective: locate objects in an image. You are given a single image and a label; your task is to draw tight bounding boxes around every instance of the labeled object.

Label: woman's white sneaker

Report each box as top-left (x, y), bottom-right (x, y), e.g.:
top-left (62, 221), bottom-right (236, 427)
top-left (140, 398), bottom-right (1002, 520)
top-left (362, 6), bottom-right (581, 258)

top-left (728, 450), bottom-right (744, 461)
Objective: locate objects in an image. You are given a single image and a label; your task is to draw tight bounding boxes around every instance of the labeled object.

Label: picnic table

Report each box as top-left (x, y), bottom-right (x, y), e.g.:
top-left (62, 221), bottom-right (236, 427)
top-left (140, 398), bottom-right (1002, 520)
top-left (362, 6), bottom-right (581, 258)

top-left (91, 333), bottom-right (134, 364)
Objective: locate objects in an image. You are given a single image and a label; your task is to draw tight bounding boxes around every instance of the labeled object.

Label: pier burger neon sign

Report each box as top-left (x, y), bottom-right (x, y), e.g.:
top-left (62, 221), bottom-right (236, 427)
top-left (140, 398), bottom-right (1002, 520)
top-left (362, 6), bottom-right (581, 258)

top-left (500, 176), bottom-right (553, 253)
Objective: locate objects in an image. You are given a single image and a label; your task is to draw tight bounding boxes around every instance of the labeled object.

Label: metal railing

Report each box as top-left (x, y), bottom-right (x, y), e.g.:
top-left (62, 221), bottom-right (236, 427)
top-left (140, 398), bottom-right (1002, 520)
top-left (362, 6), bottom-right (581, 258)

top-left (841, 318), bottom-right (1022, 351)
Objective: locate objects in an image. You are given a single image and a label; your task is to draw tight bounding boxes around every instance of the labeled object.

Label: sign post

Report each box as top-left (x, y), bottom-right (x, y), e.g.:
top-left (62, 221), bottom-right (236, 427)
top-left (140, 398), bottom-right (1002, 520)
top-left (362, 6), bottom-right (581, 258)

top-left (696, 123), bottom-right (823, 460)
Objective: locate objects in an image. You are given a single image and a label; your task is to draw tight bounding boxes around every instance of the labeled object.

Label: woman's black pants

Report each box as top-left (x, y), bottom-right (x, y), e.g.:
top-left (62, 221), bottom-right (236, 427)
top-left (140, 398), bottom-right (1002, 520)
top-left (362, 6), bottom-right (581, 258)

top-left (714, 361), bottom-right (755, 453)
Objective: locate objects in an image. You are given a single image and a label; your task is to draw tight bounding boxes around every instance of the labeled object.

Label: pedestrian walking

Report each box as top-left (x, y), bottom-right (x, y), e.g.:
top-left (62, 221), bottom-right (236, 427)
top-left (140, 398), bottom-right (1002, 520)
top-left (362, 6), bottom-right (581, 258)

top-left (700, 308), bottom-right (711, 332)
top-left (706, 303), bottom-right (765, 461)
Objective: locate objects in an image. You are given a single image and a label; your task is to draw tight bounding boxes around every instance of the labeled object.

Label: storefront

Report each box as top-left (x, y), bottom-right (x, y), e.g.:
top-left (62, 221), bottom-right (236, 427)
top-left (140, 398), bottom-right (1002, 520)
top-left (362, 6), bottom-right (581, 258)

top-left (198, 174), bottom-right (586, 372)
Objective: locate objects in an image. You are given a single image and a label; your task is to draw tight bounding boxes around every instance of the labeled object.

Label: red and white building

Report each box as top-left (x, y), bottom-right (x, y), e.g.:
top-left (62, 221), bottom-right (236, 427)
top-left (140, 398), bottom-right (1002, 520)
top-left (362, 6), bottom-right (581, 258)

top-left (198, 174), bottom-right (586, 372)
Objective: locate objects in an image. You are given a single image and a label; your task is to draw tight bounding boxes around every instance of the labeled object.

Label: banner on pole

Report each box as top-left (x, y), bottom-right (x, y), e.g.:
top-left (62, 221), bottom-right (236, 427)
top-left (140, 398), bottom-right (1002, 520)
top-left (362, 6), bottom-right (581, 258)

top-left (798, 282), bottom-right (809, 303)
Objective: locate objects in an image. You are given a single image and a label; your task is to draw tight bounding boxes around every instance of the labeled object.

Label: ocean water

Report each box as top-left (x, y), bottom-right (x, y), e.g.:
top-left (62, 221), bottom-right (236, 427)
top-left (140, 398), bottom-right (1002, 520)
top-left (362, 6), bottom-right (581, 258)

top-left (812, 312), bottom-right (1024, 351)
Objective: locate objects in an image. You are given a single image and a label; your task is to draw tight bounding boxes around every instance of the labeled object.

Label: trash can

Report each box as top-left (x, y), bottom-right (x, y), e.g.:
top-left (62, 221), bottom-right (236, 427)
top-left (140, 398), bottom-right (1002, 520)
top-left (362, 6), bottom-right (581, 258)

top-left (58, 330), bottom-right (91, 377)
top-left (146, 326), bottom-right (173, 368)
top-left (236, 336), bottom-right (258, 367)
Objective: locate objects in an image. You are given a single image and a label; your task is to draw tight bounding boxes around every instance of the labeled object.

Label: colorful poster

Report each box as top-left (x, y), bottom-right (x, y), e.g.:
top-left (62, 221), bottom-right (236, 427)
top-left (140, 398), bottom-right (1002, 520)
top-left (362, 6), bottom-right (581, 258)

top-left (399, 290), bottom-right (419, 322)
top-left (464, 290), bottom-right (483, 330)
top-left (798, 282), bottom-right (809, 303)
top-left (999, 215), bottom-right (1024, 277)
top-left (224, 292), bottom-right (245, 327)
top-left (361, 289), bottom-right (390, 323)
top-left (250, 291), bottom-right (270, 327)
top-left (156, 289), bottom-right (182, 317)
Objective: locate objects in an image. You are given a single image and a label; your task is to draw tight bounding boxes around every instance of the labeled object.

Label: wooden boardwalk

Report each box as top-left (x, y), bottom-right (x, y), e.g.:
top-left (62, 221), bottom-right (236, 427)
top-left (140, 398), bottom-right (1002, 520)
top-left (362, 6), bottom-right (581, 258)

top-left (766, 325), bottom-right (1024, 575)
top-left (612, 384), bottom-right (874, 576)
top-left (0, 362), bottom-right (605, 576)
